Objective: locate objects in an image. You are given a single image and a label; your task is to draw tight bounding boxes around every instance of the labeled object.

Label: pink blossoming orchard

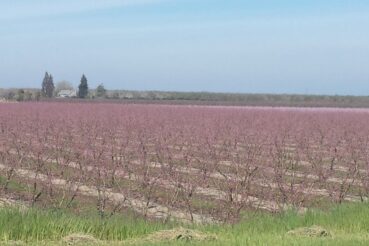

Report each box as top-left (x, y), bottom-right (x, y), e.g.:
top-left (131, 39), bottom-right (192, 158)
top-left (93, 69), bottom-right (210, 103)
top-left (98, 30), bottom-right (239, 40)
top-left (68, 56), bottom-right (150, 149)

top-left (1, 102), bottom-right (369, 223)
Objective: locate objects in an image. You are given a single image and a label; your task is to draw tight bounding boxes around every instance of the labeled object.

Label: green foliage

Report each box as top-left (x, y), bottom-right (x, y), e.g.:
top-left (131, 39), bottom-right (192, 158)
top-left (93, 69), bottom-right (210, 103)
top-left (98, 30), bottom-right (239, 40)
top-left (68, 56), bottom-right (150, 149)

top-left (2, 202), bottom-right (369, 245)
top-left (35, 91), bottom-right (41, 101)
top-left (41, 72), bottom-right (55, 98)
top-left (0, 208), bottom-right (170, 243)
top-left (78, 75), bottom-right (89, 99)
top-left (96, 84), bottom-right (107, 98)
top-left (5, 91), bottom-right (15, 100)
top-left (13, 90), bottom-right (38, 102)
top-left (0, 175), bottom-right (27, 192)
top-left (16, 89), bottom-right (24, 102)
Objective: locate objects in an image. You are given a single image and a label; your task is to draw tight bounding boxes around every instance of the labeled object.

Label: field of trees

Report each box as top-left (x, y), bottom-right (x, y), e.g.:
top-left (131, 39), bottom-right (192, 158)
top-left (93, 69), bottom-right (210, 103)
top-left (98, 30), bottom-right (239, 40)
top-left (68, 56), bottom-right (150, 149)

top-left (1, 101), bottom-right (369, 227)
top-left (2, 0), bottom-right (368, 244)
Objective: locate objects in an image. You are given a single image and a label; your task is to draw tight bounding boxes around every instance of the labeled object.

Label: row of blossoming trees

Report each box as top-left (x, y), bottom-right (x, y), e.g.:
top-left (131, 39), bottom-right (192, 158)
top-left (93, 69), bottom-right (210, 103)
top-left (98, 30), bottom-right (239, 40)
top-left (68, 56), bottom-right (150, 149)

top-left (1, 102), bottom-right (369, 223)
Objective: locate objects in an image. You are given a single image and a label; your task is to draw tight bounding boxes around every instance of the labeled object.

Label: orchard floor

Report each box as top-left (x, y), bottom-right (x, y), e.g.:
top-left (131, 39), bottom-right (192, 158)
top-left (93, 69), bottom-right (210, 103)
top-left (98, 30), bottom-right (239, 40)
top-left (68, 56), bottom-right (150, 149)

top-left (1, 202), bottom-right (369, 245)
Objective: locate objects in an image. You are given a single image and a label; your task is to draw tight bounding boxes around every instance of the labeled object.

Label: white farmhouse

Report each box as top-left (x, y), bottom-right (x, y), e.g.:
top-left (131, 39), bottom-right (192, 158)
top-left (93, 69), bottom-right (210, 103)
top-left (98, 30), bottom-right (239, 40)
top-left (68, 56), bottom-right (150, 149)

top-left (57, 90), bottom-right (77, 98)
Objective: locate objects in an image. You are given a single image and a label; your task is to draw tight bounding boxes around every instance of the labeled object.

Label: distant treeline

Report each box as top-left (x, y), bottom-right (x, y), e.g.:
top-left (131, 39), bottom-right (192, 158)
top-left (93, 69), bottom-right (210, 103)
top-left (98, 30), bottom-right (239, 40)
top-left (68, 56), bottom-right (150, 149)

top-left (1, 88), bottom-right (369, 108)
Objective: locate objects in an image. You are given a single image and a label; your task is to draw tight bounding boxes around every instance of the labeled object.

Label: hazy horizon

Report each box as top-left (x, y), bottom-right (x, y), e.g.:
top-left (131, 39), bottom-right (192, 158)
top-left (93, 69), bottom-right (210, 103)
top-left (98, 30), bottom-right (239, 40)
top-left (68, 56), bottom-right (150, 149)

top-left (1, 0), bottom-right (369, 95)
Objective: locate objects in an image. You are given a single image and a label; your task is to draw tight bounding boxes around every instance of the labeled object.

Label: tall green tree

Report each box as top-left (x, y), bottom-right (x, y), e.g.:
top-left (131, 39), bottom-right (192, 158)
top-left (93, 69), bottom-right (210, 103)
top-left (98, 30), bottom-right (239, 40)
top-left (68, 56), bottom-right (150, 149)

top-left (41, 72), bottom-right (55, 98)
top-left (78, 74), bottom-right (89, 98)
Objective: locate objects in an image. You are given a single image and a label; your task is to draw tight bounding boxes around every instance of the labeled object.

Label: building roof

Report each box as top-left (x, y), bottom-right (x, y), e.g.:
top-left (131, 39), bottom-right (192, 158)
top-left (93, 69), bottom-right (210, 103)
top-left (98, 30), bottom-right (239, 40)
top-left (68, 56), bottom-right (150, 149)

top-left (57, 90), bottom-right (76, 97)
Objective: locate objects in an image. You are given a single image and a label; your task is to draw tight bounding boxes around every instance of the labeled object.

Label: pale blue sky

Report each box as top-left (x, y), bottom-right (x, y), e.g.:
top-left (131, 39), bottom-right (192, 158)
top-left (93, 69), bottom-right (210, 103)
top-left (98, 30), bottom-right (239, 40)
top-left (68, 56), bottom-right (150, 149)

top-left (1, 0), bottom-right (369, 95)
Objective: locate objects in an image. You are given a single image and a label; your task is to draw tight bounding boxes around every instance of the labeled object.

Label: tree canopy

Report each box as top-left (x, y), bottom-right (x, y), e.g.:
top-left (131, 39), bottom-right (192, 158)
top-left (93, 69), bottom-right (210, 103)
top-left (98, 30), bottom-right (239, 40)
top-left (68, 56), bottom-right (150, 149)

top-left (78, 74), bottom-right (89, 98)
top-left (96, 84), bottom-right (107, 98)
top-left (41, 72), bottom-right (55, 98)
